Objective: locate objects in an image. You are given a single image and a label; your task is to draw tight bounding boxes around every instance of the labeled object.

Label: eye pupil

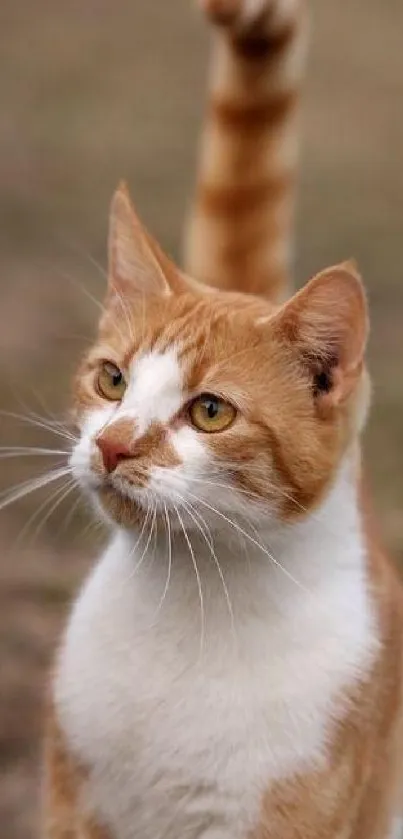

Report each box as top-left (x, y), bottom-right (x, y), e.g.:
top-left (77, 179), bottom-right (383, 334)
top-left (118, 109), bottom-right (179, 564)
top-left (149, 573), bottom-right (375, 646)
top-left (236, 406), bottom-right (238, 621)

top-left (206, 400), bottom-right (218, 419)
top-left (189, 392), bottom-right (236, 433)
top-left (97, 362), bottom-right (126, 401)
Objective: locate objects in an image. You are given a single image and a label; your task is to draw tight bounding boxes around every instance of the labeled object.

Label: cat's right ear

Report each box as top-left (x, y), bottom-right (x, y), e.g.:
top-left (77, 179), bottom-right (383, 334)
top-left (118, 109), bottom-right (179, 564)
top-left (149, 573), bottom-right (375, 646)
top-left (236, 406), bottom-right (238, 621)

top-left (108, 182), bottom-right (172, 299)
top-left (269, 262), bottom-right (369, 413)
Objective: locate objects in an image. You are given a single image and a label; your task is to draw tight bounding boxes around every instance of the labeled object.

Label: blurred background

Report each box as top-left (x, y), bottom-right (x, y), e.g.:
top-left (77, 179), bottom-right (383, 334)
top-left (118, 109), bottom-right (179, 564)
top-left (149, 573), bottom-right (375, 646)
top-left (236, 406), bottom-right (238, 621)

top-left (0, 0), bottom-right (402, 836)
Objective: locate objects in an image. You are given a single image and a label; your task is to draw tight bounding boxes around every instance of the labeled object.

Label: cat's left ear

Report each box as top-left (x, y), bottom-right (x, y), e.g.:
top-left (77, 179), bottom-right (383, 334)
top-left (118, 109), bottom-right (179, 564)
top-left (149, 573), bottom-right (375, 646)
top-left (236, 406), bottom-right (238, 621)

top-left (108, 182), bottom-right (181, 299)
top-left (270, 262), bottom-right (369, 409)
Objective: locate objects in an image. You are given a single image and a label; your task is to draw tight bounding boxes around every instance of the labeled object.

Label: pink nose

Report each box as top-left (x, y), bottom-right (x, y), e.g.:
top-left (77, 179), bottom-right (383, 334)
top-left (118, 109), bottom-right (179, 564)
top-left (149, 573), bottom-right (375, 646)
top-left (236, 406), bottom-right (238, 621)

top-left (96, 436), bottom-right (132, 474)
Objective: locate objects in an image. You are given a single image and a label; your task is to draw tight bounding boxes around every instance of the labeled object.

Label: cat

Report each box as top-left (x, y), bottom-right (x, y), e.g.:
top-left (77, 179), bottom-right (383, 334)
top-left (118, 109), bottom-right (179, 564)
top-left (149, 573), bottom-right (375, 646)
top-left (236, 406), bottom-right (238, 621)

top-left (43, 0), bottom-right (403, 837)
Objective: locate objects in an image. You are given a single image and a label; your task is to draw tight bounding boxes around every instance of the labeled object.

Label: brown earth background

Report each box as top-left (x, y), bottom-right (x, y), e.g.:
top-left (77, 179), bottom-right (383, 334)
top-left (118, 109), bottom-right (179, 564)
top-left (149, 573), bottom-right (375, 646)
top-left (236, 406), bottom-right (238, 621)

top-left (0, 1), bottom-right (402, 836)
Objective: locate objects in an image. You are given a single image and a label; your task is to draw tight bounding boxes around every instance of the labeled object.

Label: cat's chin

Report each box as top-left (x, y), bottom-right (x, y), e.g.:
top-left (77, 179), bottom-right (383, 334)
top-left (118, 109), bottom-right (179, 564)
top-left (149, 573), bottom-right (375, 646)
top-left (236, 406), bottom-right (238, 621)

top-left (96, 484), bottom-right (146, 528)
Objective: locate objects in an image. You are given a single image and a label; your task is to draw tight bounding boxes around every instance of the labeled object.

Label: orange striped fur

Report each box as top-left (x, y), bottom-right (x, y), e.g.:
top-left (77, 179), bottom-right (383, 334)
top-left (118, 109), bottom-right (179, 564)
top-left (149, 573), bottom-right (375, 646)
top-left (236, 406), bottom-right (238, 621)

top-left (184, 0), bottom-right (307, 299)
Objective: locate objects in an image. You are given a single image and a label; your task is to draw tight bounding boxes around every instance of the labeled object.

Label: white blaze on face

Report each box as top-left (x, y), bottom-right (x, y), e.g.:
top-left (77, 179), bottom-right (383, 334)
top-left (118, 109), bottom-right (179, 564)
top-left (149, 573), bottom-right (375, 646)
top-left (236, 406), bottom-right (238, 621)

top-left (122, 348), bottom-right (184, 435)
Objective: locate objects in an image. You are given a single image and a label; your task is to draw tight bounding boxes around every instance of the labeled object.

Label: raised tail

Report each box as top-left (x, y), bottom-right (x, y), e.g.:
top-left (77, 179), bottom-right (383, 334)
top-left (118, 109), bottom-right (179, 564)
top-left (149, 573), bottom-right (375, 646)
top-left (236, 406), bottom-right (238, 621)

top-left (184, 0), bottom-right (307, 301)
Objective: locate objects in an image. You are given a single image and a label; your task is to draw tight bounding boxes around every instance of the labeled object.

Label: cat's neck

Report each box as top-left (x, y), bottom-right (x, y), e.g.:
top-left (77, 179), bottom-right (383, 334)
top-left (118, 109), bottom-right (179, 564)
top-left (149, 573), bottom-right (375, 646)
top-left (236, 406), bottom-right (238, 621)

top-left (100, 453), bottom-right (374, 654)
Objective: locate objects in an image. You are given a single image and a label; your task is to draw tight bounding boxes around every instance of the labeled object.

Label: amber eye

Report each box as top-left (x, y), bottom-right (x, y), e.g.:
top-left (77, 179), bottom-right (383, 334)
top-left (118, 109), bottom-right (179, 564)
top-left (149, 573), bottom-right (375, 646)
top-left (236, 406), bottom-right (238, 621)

top-left (188, 393), bottom-right (236, 433)
top-left (97, 362), bottom-right (127, 401)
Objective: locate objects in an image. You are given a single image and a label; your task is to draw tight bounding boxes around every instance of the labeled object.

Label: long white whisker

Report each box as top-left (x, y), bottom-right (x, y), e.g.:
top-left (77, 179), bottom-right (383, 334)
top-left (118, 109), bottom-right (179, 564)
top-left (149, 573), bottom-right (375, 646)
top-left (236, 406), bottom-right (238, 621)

top-left (14, 478), bottom-right (77, 549)
top-left (186, 490), bottom-right (308, 595)
top-left (133, 504), bottom-right (157, 576)
top-left (64, 239), bottom-right (109, 283)
top-left (0, 467), bottom-right (72, 514)
top-left (60, 493), bottom-right (83, 535)
top-left (179, 496), bottom-right (237, 646)
top-left (181, 499), bottom-right (214, 550)
top-left (13, 385), bottom-right (74, 439)
top-left (54, 265), bottom-right (105, 315)
top-left (0, 447), bottom-right (70, 459)
top-left (178, 472), bottom-right (264, 506)
top-left (187, 464), bottom-right (349, 543)
top-left (125, 500), bottom-right (157, 582)
top-left (53, 265), bottom-right (130, 347)
top-left (113, 500), bottom-right (154, 593)
top-left (30, 480), bottom-right (78, 544)
top-left (0, 410), bottom-right (77, 444)
top-left (151, 502), bottom-right (173, 623)
top-left (174, 503), bottom-right (205, 657)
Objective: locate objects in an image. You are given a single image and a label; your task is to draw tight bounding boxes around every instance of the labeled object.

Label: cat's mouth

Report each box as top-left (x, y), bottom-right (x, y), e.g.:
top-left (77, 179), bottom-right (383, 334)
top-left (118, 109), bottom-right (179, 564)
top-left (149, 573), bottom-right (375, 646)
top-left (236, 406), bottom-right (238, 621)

top-left (97, 477), bottom-right (150, 527)
top-left (95, 465), bottom-right (178, 527)
top-left (83, 448), bottom-right (154, 524)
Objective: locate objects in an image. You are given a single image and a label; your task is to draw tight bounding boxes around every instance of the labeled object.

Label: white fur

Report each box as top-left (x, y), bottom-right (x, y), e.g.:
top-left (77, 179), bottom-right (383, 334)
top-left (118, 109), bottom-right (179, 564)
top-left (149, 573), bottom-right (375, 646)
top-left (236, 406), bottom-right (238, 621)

top-left (122, 349), bottom-right (183, 435)
top-left (71, 406), bottom-right (117, 488)
top-left (56, 457), bottom-right (379, 839)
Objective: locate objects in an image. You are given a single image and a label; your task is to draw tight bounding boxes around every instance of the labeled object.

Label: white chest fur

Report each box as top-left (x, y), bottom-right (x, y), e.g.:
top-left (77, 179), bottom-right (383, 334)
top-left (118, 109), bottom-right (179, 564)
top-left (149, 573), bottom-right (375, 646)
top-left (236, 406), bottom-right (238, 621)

top-left (55, 473), bottom-right (378, 839)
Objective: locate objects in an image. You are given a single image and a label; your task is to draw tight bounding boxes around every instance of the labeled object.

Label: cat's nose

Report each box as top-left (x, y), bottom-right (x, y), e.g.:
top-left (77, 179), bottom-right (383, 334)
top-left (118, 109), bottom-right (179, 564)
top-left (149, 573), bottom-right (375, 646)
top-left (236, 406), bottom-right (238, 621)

top-left (96, 433), bottom-right (133, 474)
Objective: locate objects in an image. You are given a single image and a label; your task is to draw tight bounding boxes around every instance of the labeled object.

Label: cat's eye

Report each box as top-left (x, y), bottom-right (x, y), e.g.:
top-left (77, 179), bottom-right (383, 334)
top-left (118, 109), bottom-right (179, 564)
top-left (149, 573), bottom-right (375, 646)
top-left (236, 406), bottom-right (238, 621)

top-left (188, 393), bottom-right (236, 433)
top-left (97, 362), bottom-right (127, 401)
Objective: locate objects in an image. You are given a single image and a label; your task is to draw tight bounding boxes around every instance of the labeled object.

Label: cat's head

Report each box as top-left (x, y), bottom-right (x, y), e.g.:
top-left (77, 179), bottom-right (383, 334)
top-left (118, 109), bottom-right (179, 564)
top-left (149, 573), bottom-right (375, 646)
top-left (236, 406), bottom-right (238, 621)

top-left (71, 184), bottom-right (369, 531)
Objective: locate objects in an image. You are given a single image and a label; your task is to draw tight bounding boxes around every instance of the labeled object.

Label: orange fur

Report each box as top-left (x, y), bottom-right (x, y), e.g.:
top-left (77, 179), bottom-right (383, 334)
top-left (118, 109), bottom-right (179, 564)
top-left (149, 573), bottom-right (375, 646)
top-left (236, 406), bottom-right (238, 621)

top-left (184, 0), bottom-right (307, 299)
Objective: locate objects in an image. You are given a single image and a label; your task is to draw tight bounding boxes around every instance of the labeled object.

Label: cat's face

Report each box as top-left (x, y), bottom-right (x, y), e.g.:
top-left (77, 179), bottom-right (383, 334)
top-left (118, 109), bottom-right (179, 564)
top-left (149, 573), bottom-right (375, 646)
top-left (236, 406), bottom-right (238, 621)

top-left (70, 185), bottom-right (369, 531)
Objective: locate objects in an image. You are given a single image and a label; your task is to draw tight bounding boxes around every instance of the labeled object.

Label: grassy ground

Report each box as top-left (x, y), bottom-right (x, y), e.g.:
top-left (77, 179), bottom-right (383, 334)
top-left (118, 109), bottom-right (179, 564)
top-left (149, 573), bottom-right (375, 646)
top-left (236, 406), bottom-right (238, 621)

top-left (0, 1), bottom-right (402, 836)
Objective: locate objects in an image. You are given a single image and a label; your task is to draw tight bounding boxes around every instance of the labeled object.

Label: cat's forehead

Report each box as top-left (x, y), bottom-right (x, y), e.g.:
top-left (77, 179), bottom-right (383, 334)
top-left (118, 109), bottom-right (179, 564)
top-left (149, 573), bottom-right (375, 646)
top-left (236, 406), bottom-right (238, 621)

top-left (101, 290), bottom-right (277, 379)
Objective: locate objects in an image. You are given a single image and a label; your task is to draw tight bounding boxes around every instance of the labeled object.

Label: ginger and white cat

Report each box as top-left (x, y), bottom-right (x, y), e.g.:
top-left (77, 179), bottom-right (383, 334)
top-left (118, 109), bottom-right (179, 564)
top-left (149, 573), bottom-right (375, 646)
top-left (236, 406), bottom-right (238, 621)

top-left (44, 1), bottom-right (403, 837)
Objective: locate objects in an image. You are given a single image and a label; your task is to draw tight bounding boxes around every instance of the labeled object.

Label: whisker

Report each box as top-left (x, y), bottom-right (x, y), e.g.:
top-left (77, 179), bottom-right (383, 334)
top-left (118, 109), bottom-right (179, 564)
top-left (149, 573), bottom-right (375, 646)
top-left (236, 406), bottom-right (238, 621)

top-left (186, 490), bottom-right (308, 595)
top-left (180, 472), bottom-right (264, 507)
top-left (150, 502), bottom-right (173, 623)
top-left (13, 386), bottom-right (73, 436)
top-left (0, 447), bottom-right (70, 459)
top-left (0, 410), bottom-right (77, 444)
top-left (13, 478), bottom-right (77, 550)
top-left (77, 517), bottom-right (104, 545)
top-left (60, 238), bottom-right (108, 282)
top-left (0, 467), bottom-right (72, 514)
top-left (174, 503), bottom-right (205, 657)
top-left (190, 461), bottom-right (351, 543)
top-left (179, 496), bottom-right (237, 646)
top-left (132, 503), bottom-right (157, 576)
top-left (122, 499), bottom-right (157, 585)
top-left (60, 493), bottom-right (84, 535)
top-left (30, 479), bottom-right (78, 544)
top-left (53, 265), bottom-right (105, 315)
top-left (181, 499), bottom-right (214, 550)
top-left (52, 266), bottom-right (131, 348)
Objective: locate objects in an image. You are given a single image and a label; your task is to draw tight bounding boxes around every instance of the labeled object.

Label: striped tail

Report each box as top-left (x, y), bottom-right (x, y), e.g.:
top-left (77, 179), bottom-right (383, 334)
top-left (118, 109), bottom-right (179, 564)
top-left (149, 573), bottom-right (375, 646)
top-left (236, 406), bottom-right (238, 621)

top-left (184, 0), bottom-right (307, 301)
